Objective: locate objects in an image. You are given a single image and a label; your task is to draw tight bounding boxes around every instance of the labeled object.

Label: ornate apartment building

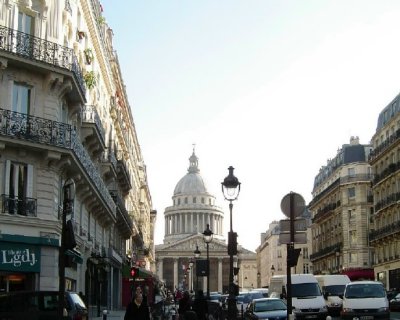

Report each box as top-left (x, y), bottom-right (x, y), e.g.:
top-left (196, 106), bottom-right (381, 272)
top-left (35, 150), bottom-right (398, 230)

top-left (369, 95), bottom-right (400, 290)
top-left (308, 137), bottom-right (374, 280)
top-left (0, 0), bottom-right (154, 313)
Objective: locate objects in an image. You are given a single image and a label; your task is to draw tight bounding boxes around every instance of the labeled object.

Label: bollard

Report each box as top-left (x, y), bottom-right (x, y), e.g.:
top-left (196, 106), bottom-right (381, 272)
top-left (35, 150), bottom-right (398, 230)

top-left (102, 309), bottom-right (107, 320)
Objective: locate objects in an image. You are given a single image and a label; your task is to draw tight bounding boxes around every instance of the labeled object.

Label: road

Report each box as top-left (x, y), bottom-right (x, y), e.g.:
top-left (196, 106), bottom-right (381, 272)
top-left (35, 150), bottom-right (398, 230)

top-left (329, 312), bottom-right (400, 319)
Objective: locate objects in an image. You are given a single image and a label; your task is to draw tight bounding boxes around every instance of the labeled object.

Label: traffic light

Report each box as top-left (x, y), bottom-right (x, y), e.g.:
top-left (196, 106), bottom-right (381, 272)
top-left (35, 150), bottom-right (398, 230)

top-left (228, 232), bottom-right (238, 256)
top-left (288, 247), bottom-right (301, 267)
top-left (130, 266), bottom-right (139, 279)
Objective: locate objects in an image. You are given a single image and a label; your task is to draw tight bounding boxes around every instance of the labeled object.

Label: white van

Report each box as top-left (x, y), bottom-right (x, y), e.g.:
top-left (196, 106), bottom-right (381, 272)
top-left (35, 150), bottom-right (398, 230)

top-left (315, 274), bottom-right (350, 316)
top-left (269, 274), bottom-right (328, 320)
top-left (340, 281), bottom-right (389, 320)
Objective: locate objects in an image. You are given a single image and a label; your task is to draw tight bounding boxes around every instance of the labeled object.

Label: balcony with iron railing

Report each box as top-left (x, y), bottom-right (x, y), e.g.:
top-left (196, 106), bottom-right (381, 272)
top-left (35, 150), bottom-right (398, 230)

top-left (312, 200), bottom-right (341, 222)
top-left (100, 147), bottom-right (117, 180)
top-left (0, 194), bottom-right (37, 216)
top-left (116, 150), bottom-right (132, 194)
top-left (0, 25), bottom-right (86, 102)
top-left (110, 190), bottom-right (133, 238)
top-left (310, 243), bottom-right (341, 262)
top-left (81, 105), bottom-right (106, 151)
top-left (369, 128), bottom-right (400, 162)
top-left (372, 162), bottom-right (400, 186)
top-left (374, 192), bottom-right (400, 213)
top-left (0, 108), bottom-right (116, 219)
top-left (370, 220), bottom-right (400, 242)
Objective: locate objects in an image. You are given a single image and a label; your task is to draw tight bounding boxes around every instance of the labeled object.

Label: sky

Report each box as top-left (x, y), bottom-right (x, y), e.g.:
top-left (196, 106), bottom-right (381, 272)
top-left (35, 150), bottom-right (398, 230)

top-left (101, 1), bottom-right (400, 251)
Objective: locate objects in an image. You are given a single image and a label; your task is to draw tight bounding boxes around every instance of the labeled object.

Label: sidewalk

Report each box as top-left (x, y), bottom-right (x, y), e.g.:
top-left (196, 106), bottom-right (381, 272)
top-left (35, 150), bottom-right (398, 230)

top-left (90, 309), bottom-right (125, 320)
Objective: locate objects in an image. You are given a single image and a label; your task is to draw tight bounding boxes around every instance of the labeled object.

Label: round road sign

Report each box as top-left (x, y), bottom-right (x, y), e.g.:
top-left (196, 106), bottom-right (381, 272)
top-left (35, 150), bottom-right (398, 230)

top-left (280, 192), bottom-right (305, 218)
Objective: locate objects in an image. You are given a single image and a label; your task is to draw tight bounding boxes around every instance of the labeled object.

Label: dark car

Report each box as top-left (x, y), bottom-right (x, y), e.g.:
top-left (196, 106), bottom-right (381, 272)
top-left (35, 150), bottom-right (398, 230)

top-left (0, 290), bottom-right (88, 320)
top-left (390, 293), bottom-right (400, 311)
top-left (243, 297), bottom-right (287, 320)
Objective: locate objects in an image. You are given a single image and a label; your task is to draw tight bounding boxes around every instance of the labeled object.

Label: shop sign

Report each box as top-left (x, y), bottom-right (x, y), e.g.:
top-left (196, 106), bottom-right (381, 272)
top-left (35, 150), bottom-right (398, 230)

top-left (0, 242), bottom-right (41, 272)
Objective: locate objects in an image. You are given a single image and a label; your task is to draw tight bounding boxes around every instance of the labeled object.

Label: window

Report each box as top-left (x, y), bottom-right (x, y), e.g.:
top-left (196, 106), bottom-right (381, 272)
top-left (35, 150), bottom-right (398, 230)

top-left (17, 12), bottom-right (34, 56)
top-left (348, 167), bottom-right (355, 177)
top-left (12, 83), bottom-right (31, 114)
top-left (193, 197), bottom-right (196, 204)
top-left (303, 247), bottom-right (309, 259)
top-left (350, 230), bottom-right (357, 246)
top-left (349, 252), bottom-right (357, 263)
top-left (184, 197), bottom-right (188, 204)
top-left (348, 187), bottom-right (355, 198)
top-left (4, 160), bottom-right (34, 215)
top-left (201, 197), bottom-right (205, 204)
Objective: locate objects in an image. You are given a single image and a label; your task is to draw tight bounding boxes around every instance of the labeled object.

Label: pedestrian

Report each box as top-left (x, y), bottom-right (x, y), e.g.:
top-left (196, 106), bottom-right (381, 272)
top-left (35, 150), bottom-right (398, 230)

top-left (124, 291), bottom-right (150, 320)
top-left (178, 290), bottom-right (192, 318)
top-left (192, 290), bottom-right (208, 320)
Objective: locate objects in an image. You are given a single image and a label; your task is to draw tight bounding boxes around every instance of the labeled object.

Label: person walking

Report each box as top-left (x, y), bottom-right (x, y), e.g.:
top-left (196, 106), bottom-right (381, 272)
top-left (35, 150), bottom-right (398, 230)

top-left (124, 291), bottom-right (150, 320)
top-left (192, 290), bottom-right (208, 320)
top-left (178, 291), bottom-right (192, 319)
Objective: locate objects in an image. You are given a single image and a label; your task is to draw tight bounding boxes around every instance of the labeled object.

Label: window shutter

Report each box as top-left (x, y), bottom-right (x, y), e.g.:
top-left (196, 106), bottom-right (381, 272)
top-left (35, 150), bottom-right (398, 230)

top-left (4, 160), bottom-right (10, 195)
top-left (27, 164), bottom-right (33, 197)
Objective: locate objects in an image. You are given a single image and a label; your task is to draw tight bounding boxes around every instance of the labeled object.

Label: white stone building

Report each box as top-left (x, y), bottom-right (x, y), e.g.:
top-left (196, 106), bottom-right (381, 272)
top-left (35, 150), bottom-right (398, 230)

top-left (155, 150), bottom-right (257, 294)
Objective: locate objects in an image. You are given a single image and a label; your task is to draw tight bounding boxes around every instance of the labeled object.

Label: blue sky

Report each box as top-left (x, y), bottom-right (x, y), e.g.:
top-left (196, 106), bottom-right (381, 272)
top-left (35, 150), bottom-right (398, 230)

top-left (101, 1), bottom-right (400, 251)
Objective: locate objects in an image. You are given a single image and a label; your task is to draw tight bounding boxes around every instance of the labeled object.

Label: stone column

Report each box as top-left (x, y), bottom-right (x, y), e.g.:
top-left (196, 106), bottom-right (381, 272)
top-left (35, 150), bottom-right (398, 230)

top-left (174, 258), bottom-right (179, 290)
top-left (157, 258), bottom-right (164, 280)
top-left (218, 258), bottom-right (223, 293)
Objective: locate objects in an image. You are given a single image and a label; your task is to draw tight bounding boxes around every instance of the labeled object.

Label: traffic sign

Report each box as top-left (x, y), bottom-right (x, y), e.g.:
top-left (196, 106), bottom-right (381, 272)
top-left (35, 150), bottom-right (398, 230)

top-left (280, 192), bottom-right (305, 218)
top-left (279, 218), bottom-right (307, 232)
top-left (279, 232), bottom-right (307, 244)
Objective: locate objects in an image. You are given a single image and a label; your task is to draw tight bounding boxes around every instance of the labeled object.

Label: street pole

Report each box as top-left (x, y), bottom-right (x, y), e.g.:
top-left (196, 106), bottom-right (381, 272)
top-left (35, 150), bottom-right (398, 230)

top-left (58, 179), bottom-right (75, 318)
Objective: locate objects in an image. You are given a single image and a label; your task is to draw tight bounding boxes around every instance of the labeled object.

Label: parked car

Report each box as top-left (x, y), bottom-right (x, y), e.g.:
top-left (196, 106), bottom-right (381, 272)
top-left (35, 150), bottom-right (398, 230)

top-left (0, 290), bottom-right (88, 320)
top-left (390, 292), bottom-right (400, 311)
top-left (243, 297), bottom-right (287, 320)
top-left (236, 291), bottom-right (265, 318)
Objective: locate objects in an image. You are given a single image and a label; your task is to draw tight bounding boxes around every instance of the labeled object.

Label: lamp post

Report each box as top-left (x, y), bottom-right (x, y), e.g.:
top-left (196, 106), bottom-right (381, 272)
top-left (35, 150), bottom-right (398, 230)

top-left (203, 224), bottom-right (213, 299)
top-left (194, 245), bottom-right (201, 293)
top-left (222, 166), bottom-right (241, 320)
top-left (58, 178), bottom-right (76, 318)
top-left (189, 258), bottom-right (194, 293)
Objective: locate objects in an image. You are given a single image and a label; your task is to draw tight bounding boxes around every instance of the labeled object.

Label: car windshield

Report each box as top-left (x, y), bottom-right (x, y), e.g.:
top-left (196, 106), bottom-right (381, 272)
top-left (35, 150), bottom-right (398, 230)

top-left (324, 285), bottom-right (346, 296)
top-left (345, 284), bottom-right (386, 299)
top-left (68, 293), bottom-right (86, 309)
top-left (254, 300), bottom-right (287, 312)
top-left (291, 283), bottom-right (321, 298)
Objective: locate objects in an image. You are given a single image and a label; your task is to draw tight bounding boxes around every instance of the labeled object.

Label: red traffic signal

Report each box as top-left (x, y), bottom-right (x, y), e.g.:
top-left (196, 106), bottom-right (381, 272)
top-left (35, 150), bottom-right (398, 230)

top-left (130, 267), bottom-right (139, 278)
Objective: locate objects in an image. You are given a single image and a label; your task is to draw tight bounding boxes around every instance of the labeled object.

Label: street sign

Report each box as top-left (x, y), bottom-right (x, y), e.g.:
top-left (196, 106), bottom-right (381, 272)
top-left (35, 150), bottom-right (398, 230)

top-left (279, 232), bottom-right (307, 244)
top-left (280, 192), bottom-right (305, 218)
top-left (279, 218), bottom-right (307, 232)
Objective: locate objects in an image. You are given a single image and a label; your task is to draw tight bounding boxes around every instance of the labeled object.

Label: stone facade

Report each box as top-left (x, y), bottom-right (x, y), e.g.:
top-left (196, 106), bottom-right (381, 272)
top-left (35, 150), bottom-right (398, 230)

top-left (0, 0), bottom-right (154, 313)
top-left (155, 150), bottom-right (256, 293)
top-left (369, 96), bottom-right (400, 290)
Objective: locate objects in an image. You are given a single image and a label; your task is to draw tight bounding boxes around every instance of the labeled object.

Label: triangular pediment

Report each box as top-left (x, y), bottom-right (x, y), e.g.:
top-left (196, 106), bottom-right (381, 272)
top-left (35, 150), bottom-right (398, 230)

top-left (155, 234), bottom-right (228, 253)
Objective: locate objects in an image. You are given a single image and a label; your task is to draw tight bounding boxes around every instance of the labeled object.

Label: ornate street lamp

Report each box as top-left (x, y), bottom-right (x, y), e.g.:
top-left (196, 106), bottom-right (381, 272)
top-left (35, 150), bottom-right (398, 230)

top-left (189, 258), bottom-right (194, 293)
top-left (58, 178), bottom-right (76, 318)
top-left (194, 245), bottom-right (201, 293)
top-left (203, 224), bottom-right (213, 299)
top-left (222, 166), bottom-right (241, 320)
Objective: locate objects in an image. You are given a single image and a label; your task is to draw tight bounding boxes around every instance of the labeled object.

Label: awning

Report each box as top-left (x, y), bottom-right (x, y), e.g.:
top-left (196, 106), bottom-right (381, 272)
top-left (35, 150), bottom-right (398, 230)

top-left (65, 249), bottom-right (83, 264)
top-left (342, 268), bottom-right (374, 281)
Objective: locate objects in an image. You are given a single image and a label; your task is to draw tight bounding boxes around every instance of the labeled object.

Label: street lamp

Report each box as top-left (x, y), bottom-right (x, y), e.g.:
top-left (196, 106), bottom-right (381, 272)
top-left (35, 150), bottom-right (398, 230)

top-left (203, 224), bottom-right (213, 299)
top-left (194, 245), bottom-right (201, 293)
top-left (58, 178), bottom-right (76, 318)
top-left (222, 166), bottom-right (241, 320)
top-left (189, 258), bottom-right (194, 293)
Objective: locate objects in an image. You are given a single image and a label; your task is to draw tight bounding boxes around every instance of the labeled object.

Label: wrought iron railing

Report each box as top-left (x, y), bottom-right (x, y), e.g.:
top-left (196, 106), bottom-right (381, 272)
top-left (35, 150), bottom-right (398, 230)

top-left (1, 194), bottom-right (37, 216)
top-left (310, 243), bottom-right (341, 261)
top-left (81, 105), bottom-right (106, 146)
top-left (110, 190), bottom-right (133, 231)
top-left (0, 108), bottom-right (115, 216)
top-left (369, 128), bottom-right (400, 162)
top-left (0, 25), bottom-right (85, 97)
top-left (370, 220), bottom-right (400, 242)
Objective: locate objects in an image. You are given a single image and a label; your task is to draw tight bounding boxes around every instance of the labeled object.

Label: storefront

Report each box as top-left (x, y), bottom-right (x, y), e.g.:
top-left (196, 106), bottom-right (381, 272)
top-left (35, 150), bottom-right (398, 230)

top-left (0, 234), bottom-right (58, 292)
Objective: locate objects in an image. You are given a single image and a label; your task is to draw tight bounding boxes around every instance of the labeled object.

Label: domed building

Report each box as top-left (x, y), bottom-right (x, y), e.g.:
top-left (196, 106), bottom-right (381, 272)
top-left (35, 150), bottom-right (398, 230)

top-left (155, 149), bottom-right (257, 294)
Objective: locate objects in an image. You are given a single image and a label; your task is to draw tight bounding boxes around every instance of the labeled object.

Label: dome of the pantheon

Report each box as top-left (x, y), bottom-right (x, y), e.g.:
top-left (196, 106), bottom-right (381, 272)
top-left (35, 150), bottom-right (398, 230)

top-left (163, 149), bottom-right (224, 243)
